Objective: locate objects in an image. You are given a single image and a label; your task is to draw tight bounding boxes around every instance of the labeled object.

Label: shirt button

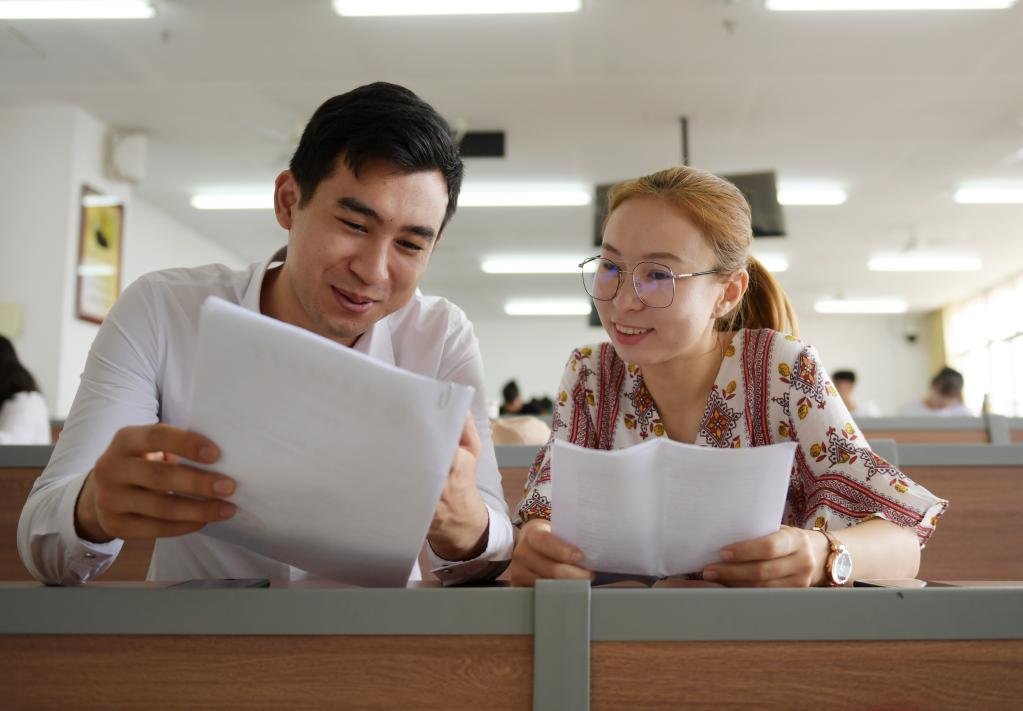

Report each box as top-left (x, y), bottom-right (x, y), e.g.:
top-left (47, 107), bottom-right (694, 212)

top-left (84, 552), bottom-right (96, 559)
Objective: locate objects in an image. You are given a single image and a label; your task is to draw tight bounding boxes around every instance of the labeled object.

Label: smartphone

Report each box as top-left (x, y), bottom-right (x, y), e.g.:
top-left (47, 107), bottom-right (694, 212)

top-left (169, 578), bottom-right (271, 589)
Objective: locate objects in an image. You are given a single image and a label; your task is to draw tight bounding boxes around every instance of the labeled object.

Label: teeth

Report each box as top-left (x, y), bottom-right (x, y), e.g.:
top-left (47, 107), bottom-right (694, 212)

top-left (617, 325), bottom-right (650, 335)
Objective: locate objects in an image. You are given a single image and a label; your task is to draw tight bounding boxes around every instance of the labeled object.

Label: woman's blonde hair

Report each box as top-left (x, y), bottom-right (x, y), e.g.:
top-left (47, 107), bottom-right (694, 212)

top-left (603, 165), bottom-right (799, 337)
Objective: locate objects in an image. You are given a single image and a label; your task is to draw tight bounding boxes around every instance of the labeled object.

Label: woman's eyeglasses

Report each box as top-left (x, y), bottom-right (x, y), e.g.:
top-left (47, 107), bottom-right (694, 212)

top-left (579, 256), bottom-right (719, 309)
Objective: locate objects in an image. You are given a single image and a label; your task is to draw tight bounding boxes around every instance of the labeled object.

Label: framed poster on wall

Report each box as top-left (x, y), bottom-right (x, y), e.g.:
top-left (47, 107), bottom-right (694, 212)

top-left (75, 186), bottom-right (124, 324)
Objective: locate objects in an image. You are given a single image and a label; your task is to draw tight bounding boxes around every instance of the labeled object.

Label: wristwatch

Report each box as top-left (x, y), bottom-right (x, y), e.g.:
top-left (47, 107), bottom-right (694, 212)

top-left (813, 526), bottom-right (853, 587)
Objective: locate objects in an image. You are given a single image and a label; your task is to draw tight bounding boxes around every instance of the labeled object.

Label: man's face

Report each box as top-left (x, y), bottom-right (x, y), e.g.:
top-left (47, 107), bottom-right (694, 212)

top-left (834, 380), bottom-right (855, 402)
top-left (273, 157), bottom-right (448, 345)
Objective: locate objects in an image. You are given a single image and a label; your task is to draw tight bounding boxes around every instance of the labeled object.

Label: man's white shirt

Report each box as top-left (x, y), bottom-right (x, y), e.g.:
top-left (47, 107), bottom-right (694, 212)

top-left (17, 250), bottom-right (514, 585)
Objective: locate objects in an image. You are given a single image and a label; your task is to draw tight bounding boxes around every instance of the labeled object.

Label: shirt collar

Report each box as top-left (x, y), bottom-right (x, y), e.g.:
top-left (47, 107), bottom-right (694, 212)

top-left (240, 245), bottom-right (396, 366)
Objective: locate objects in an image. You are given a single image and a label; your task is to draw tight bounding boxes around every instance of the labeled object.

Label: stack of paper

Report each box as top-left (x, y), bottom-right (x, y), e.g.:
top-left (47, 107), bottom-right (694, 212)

top-left (187, 297), bottom-right (473, 586)
top-left (551, 438), bottom-right (796, 579)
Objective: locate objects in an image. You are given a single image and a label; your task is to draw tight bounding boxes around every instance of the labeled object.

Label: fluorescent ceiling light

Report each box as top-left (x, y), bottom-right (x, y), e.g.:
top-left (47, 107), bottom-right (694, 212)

top-left (482, 256), bottom-right (585, 274)
top-left (767, 1), bottom-right (1015, 10)
top-left (334, 0), bottom-right (581, 16)
top-left (814, 298), bottom-right (908, 314)
top-left (460, 184), bottom-right (591, 207)
top-left (953, 186), bottom-right (1023, 204)
top-left (0, 1), bottom-right (154, 19)
top-left (752, 254), bottom-right (790, 272)
top-left (777, 186), bottom-right (847, 206)
top-left (191, 193), bottom-right (273, 210)
top-left (504, 299), bottom-right (592, 316)
top-left (868, 254), bottom-right (982, 272)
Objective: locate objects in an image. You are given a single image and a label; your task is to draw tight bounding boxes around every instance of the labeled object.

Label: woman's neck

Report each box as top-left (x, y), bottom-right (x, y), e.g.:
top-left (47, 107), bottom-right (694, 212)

top-left (639, 329), bottom-right (729, 422)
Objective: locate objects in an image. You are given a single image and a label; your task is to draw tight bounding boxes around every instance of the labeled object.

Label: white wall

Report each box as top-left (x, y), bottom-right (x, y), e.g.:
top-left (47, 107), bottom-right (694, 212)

top-left (0, 104), bottom-right (245, 418)
top-left (797, 312), bottom-right (937, 416)
top-left (473, 311), bottom-right (936, 417)
top-left (0, 106), bottom-right (80, 417)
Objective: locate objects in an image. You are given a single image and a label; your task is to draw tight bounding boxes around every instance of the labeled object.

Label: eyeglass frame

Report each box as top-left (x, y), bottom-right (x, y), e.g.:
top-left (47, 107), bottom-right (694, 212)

top-left (577, 255), bottom-right (721, 309)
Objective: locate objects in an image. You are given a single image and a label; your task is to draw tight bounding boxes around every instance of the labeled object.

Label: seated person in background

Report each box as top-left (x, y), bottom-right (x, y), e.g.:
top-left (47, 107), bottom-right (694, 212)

top-left (18, 82), bottom-right (513, 586)
top-left (898, 367), bottom-right (974, 417)
top-left (509, 165), bottom-right (948, 588)
top-left (499, 379), bottom-right (525, 415)
top-left (832, 369), bottom-right (881, 417)
top-left (0, 336), bottom-right (51, 445)
top-left (499, 379), bottom-right (554, 417)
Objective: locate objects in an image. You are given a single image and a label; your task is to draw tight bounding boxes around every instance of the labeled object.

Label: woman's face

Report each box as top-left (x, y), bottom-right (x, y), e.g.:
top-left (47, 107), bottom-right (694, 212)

top-left (594, 196), bottom-right (743, 367)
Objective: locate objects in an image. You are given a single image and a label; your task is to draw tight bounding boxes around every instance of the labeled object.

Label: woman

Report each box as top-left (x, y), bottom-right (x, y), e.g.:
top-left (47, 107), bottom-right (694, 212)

top-left (509, 166), bottom-right (947, 587)
top-left (0, 336), bottom-right (51, 444)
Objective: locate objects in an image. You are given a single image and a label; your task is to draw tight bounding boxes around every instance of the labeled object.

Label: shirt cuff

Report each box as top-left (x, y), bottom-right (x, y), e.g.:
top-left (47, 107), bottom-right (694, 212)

top-left (427, 503), bottom-right (514, 586)
top-left (57, 472), bottom-right (123, 583)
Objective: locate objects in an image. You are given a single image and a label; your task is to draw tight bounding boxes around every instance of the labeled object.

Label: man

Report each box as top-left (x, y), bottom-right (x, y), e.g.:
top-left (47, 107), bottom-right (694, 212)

top-left (898, 366), bottom-right (974, 417)
top-left (18, 82), bottom-right (513, 585)
top-left (831, 370), bottom-right (880, 418)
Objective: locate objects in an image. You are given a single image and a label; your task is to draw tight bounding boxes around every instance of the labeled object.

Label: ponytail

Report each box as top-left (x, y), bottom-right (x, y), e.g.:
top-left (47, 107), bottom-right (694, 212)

top-left (720, 257), bottom-right (799, 337)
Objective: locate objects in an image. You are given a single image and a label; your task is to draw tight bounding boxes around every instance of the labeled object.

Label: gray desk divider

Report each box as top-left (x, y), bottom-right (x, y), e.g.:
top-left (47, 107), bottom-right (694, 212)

top-left (533, 580), bottom-right (590, 711)
top-left (0, 585), bottom-right (534, 636)
top-left (986, 414), bottom-right (1011, 444)
top-left (589, 587), bottom-right (1023, 641)
top-left (866, 438), bottom-right (898, 466)
top-left (495, 444), bottom-right (541, 468)
top-left (897, 444), bottom-right (1023, 467)
top-left (0, 444), bottom-right (53, 468)
top-left (4, 442), bottom-right (1022, 471)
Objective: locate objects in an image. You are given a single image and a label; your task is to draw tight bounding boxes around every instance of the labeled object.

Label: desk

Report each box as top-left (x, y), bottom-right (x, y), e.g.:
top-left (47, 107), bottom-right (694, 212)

top-left (2, 581), bottom-right (1022, 710)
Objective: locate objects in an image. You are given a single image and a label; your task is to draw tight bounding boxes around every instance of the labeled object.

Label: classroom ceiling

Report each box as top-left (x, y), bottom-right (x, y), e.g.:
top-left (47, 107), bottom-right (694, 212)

top-left (2, 0), bottom-right (1023, 320)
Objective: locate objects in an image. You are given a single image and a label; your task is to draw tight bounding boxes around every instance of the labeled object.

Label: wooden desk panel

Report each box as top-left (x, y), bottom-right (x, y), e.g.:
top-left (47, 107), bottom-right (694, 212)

top-left (861, 428), bottom-right (988, 444)
top-left (592, 639), bottom-right (1023, 709)
top-left (905, 466), bottom-right (1023, 581)
top-left (1, 634), bottom-right (533, 710)
top-left (0, 468), bottom-right (153, 581)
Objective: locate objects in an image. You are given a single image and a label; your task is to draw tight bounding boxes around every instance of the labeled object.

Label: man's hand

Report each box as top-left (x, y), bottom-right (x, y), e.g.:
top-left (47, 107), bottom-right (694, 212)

top-left (508, 518), bottom-right (593, 587)
top-left (74, 424), bottom-right (237, 543)
top-left (427, 415), bottom-right (490, 561)
top-left (702, 525), bottom-right (830, 587)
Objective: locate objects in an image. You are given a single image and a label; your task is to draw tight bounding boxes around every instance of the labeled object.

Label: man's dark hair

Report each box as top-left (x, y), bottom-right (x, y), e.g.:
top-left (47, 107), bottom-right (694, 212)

top-left (502, 380), bottom-right (520, 404)
top-left (0, 335), bottom-right (40, 406)
top-left (832, 370), bottom-right (856, 385)
top-left (931, 366), bottom-right (964, 398)
top-left (289, 82), bottom-right (463, 232)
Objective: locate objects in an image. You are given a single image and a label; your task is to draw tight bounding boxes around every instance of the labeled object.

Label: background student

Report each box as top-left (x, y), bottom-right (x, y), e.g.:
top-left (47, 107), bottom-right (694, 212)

top-left (0, 335), bottom-right (51, 445)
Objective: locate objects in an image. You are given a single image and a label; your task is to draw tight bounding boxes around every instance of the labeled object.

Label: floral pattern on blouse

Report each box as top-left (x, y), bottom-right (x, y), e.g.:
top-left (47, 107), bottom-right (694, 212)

top-left (515, 329), bottom-right (948, 547)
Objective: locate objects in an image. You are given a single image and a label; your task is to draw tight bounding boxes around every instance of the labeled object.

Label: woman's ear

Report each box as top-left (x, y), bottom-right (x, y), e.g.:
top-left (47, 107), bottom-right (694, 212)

top-left (714, 269), bottom-right (749, 319)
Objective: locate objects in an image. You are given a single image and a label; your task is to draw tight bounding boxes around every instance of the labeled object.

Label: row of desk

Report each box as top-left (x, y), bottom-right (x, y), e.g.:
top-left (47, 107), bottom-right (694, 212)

top-left (3, 437), bottom-right (1022, 709)
top-left (3, 580), bottom-right (1023, 709)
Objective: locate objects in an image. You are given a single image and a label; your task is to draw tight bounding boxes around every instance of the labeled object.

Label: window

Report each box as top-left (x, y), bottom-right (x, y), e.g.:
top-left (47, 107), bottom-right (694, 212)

top-left (944, 272), bottom-right (1023, 416)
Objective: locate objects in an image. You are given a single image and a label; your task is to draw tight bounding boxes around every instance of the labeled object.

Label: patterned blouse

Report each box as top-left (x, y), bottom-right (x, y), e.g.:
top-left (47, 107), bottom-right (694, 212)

top-left (516, 329), bottom-right (948, 546)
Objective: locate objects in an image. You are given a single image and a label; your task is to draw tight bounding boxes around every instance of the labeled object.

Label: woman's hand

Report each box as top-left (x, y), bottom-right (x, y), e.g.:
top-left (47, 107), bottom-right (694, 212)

top-left (508, 518), bottom-right (593, 587)
top-left (702, 525), bottom-right (831, 587)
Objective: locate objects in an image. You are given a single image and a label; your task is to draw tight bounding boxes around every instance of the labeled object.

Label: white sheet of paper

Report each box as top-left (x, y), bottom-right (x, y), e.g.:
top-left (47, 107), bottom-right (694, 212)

top-left (186, 297), bottom-right (474, 586)
top-left (551, 438), bottom-right (797, 578)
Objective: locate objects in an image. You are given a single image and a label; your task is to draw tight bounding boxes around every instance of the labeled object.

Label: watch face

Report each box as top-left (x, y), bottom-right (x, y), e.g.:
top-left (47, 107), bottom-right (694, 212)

top-left (833, 550), bottom-right (853, 584)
